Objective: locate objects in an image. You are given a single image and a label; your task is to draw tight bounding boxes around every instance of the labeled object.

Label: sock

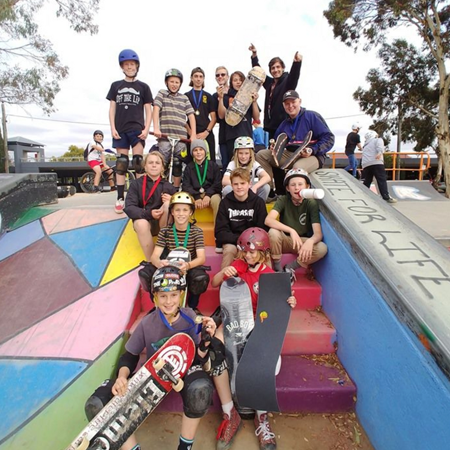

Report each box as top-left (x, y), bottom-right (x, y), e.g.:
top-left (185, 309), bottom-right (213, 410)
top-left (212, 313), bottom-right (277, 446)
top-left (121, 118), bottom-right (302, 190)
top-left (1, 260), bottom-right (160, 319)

top-left (285, 260), bottom-right (301, 271)
top-left (222, 401), bottom-right (233, 417)
top-left (273, 260), bottom-right (282, 272)
top-left (117, 185), bottom-right (125, 200)
top-left (178, 436), bottom-right (194, 450)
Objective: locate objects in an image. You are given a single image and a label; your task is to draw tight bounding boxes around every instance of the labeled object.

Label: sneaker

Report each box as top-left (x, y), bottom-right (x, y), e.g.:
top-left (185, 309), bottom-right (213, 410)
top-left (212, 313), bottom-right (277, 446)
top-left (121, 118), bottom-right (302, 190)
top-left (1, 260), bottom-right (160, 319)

top-left (282, 265), bottom-right (297, 284)
top-left (254, 413), bottom-right (277, 450)
top-left (266, 194), bottom-right (277, 204)
top-left (110, 186), bottom-right (117, 192)
top-left (384, 196), bottom-right (397, 204)
top-left (216, 406), bottom-right (242, 450)
top-left (93, 186), bottom-right (102, 194)
top-left (215, 246), bottom-right (223, 254)
top-left (114, 199), bottom-right (125, 214)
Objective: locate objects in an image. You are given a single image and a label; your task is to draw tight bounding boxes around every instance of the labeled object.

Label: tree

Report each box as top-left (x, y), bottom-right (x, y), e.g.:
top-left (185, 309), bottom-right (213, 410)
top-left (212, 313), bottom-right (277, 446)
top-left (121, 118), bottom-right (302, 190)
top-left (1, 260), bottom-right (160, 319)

top-left (354, 39), bottom-right (438, 152)
top-left (0, 0), bottom-right (100, 171)
top-left (62, 144), bottom-right (84, 158)
top-left (324, 0), bottom-right (450, 197)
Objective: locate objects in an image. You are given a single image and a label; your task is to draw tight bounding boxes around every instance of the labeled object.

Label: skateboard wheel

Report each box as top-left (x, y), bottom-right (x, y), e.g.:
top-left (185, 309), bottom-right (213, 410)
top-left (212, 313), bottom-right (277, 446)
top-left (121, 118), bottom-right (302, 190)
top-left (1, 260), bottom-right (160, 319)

top-left (172, 378), bottom-right (184, 392)
top-left (153, 358), bottom-right (165, 371)
top-left (75, 436), bottom-right (90, 450)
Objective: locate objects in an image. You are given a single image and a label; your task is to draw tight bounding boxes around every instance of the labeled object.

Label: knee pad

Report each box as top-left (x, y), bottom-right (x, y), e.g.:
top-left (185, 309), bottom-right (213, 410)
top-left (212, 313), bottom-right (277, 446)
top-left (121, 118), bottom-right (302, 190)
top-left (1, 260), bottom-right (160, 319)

top-left (172, 157), bottom-right (183, 177)
top-left (209, 336), bottom-right (226, 368)
top-left (85, 395), bottom-right (104, 421)
top-left (187, 269), bottom-right (210, 295)
top-left (183, 374), bottom-right (213, 418)
top-left (132, 154), bottom-right (144, 174)
top-left (138, 261), bottom-right (157, 292)
top-left (116, 155), bottom-right (129, 175)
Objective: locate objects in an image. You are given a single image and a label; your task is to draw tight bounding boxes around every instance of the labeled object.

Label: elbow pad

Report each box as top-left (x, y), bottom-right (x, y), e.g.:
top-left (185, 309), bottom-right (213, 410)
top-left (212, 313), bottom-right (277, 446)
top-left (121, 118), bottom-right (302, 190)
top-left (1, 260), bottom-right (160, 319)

top-left (117, 351), bottom-right (140, 375)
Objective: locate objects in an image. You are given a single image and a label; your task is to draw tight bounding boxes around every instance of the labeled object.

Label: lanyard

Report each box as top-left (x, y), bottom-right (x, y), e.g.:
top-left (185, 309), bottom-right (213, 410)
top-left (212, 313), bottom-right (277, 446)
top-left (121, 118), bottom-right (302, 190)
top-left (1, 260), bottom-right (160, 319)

top-left (194, 159), bottom-right (208, 187)
top-left (159, 309), bottom-right (202, 334)
top-left (173, 223), bottom-right (191, 248)
top-left (142, 176), bottom-right (161, 207)
top-left (289, 113), bottom-right (301, 141)
top-left (192, 89), bottom-right (203, 111)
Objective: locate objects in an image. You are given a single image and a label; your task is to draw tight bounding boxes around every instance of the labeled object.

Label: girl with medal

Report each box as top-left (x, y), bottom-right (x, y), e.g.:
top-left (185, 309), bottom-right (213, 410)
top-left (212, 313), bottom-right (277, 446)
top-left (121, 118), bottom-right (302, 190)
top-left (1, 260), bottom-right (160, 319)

top-left (149, 192), bottom-right (210, 311)
top-left (185, 67), bottom-right (217, 161)
top-left (181, 139), bottom-right (222, 222)
top-left (222, 136), bottom-right (271, 202)
top-left (124, 152), bottom-right (177, 261)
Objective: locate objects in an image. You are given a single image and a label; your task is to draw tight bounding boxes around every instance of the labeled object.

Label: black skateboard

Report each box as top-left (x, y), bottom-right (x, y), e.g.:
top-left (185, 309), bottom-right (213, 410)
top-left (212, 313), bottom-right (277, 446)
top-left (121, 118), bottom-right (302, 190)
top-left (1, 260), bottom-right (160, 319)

top-left (271, 133), bottom-right (289, 167)
top-left (220, 277), bottom-right (255, 416)
top-left (280, 130), bottom-right (313, 170)
top-left (235, 272), bottom-right (291, 412)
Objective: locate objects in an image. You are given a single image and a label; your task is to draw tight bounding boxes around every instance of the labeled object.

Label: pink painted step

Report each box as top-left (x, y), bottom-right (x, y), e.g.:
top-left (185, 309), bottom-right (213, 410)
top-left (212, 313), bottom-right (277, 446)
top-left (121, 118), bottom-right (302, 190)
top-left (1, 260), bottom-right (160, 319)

top-left (159, 355), bottom-right (355, 413)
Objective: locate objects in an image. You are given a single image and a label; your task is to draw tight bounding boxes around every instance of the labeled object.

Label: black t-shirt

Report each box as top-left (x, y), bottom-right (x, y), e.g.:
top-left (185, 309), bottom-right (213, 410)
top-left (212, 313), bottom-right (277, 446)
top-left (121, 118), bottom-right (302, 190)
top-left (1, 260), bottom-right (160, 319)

top-left (212, 92), bottom-right (226, 145)
top-left (106, 80), bottom-right (153, 133)
top-left (185, 89), bottom-right (216, 132)
top-left (345, 132), bottom-right (361, 155)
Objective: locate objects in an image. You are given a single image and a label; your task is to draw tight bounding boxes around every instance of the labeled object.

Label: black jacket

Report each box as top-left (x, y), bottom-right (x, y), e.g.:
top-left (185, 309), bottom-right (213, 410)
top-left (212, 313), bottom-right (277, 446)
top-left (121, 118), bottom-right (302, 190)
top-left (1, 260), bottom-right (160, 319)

top-left (214, 190), bottom-right (268, 246)
top-left (251, 56), bottom-right (301, 133)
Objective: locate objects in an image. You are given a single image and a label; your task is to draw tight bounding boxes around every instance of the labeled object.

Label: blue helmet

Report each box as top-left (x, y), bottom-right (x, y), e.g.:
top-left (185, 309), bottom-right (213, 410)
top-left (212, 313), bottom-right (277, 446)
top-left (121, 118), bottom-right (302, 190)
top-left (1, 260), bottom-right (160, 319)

top-left (118, 49), bottom-right (140, 66)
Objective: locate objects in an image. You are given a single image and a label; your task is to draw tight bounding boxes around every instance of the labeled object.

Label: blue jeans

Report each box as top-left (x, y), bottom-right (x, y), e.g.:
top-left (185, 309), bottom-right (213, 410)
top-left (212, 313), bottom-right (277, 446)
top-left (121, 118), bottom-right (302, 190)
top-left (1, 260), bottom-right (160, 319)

top-left (344, 153), bottom-right (357, 177)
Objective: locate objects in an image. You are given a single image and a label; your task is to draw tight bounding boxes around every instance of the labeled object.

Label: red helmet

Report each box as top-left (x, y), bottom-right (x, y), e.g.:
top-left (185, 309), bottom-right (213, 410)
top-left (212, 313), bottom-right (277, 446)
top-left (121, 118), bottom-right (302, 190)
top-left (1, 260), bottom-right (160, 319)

top-left (237, 227), bottom-right (270, 252)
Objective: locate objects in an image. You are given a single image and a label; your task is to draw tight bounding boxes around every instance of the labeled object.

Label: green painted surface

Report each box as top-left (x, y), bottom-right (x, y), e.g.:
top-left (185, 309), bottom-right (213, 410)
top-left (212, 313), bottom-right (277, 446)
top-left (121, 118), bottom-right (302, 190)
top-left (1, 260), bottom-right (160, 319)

top-left (0, 336), bottom-right (126, 450)
top-left (10, 207), bottom-right (55, 231)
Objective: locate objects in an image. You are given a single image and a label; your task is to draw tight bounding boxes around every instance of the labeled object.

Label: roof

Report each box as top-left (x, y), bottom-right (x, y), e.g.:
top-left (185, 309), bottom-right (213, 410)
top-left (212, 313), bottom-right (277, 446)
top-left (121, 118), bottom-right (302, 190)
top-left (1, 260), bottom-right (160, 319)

top-left (8, 136), bottom-right (45, 147)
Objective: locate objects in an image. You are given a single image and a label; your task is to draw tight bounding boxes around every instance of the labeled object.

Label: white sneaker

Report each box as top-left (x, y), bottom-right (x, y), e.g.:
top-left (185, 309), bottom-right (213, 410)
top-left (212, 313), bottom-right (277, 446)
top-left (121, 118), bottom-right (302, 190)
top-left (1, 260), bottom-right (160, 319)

top-left (114, 199), bottom-right (125, 214)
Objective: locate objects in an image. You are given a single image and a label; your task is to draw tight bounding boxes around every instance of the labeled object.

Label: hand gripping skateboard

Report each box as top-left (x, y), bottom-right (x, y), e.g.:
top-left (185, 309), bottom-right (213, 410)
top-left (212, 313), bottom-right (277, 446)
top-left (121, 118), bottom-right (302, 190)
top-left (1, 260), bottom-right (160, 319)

top-left (67, 333), bottom-right (196, 450)
top-left (225, 66), bottom-right (266, 126)
top-left (220, 277), bottom-right (255, 417)
top-left (235, 273), bottom-right (291, 412)
top-left (279, 131), bottom-right (313, 170)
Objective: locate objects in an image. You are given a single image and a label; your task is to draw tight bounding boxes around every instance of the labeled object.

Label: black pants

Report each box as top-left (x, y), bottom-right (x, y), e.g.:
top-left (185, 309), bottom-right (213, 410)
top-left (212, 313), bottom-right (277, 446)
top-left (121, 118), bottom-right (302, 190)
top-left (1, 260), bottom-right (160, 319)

top-left (363, 164), bottom-right (390, 199)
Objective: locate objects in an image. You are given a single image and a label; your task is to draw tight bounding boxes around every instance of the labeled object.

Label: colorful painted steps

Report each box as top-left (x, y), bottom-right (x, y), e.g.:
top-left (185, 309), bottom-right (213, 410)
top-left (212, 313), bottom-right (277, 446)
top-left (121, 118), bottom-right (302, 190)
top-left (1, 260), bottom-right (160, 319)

top-left (159, 355), bottom-right (355, 414)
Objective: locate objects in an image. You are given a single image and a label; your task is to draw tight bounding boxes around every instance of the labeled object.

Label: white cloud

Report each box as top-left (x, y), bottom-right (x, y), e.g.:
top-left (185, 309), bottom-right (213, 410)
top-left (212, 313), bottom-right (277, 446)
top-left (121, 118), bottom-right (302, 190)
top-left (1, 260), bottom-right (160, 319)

top-left (5, 0), bottom-right (420, 156)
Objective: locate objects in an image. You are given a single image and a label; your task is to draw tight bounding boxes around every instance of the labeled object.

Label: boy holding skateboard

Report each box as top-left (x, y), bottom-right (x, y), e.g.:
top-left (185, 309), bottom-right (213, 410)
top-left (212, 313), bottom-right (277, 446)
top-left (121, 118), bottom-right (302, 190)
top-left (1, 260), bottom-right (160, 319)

top-left (265, 168), bottom-right (328, 281)
top-left (212, 227), bottom-right (297, 450)
top-left (85, 266), bottom-right (217, 450)
top-left (107, 49), bottom-right (153, 214)
top-left (153, 69), bottom-right (197, 187)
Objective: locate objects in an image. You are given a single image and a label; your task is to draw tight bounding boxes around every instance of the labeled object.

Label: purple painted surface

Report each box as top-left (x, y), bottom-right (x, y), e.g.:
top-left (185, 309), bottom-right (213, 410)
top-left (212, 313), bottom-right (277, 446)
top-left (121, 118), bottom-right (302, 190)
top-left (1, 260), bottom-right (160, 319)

top-left (159, 356), bottom-right (355, 413)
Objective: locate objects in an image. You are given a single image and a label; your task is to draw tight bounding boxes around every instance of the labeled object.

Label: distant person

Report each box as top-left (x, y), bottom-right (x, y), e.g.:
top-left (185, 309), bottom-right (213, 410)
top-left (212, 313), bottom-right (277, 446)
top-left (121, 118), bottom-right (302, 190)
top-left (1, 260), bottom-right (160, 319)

top-left (107, 49), bottom-right (153, 214)
top-left (153, 69), bottom-right (197, 188)
top-left (212, 66), bottom-right (230, 171)
top-left (252, 120), bottom-right (269, 152)
top-left (256, 90), bottom-right (335, 194)
top-left (249, 43), bottom-right (302, 196)
top-left (361, 130), bottom-right (397, 203)
top-left (185, 67), bottom-right (217, 161)
top-left (265, 168), bottom-right (328, 281)
top-left (86, 130), bottom-right (115, 193)
top-left (344, 124), bottom-right (362, 177)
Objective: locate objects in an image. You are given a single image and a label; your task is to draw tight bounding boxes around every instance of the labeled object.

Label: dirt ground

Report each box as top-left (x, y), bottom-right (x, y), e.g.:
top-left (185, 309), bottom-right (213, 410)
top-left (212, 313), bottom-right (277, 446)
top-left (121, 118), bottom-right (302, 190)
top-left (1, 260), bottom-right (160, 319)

top-left (136, 411), bottom-right (374, 450)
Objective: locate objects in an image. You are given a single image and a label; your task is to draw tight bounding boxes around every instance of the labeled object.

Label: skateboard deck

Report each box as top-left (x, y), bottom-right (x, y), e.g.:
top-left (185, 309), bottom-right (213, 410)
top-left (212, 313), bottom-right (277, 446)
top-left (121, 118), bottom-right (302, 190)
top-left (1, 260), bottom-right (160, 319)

top-left (67, 333), bottom-right (196, 450)
top-left (235, 272), bottom-right (291, 412)
top-left (225, 66), bottom-right (266, 126)
top-left (280, 131), bottom-right (313, 170)
top-left (271, 133), bottom-right (289, 167)
top-left (220, 277), bottom-right (254, 410)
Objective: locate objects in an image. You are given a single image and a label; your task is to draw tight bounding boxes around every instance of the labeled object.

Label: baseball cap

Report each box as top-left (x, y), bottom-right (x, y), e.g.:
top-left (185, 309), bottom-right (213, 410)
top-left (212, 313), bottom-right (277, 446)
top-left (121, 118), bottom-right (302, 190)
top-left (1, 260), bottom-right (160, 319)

top-left (283, 90), bottom-right (300, 101)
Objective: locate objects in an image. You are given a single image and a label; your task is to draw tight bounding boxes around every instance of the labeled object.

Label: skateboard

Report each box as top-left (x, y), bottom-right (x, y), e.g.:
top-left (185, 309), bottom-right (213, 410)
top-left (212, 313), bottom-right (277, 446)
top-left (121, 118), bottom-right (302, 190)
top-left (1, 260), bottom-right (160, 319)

top-left (167, 246), bottom-right (191, 268)
top-left (270, 133), bottom-right (289, 167)
top-left (235, 273), bottom-right (291, 412)
top-left (220, 277), bottom-right (254, 415)
top-left (225, 66), bottom-right (266, 126)
top-left (280, 131), bottom-right (313, 170)
top-left (67, 333), bottom-right (196, 450)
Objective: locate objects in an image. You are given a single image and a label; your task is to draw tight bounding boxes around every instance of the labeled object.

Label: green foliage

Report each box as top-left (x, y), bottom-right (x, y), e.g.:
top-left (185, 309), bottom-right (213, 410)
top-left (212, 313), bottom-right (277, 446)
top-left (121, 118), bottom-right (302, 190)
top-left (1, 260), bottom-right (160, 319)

top-left (0, 0), bottom-right (100, 114)
top-left (62, 144), bottom-right (84, 158)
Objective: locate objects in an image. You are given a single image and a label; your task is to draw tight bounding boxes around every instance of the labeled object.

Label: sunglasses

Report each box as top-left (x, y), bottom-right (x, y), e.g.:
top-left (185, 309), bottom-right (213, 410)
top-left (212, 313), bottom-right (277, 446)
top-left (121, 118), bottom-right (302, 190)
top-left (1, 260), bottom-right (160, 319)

top-left (215, 73), bottom-right (227, 78)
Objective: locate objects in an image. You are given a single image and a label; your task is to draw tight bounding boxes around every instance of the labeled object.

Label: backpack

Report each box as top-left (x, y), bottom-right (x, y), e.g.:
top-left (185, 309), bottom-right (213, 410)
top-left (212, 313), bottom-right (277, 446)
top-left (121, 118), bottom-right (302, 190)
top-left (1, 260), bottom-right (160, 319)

top-left (83, 143), bottom-right (90, 161)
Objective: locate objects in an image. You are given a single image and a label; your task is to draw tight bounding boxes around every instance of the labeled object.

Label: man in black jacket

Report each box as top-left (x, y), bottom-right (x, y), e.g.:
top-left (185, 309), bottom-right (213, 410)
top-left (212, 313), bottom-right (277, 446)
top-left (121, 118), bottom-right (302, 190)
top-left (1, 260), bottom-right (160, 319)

top-left (214, 167), bottom-right (268, 268)
top-left (249, 43), bottom-right (302, 196)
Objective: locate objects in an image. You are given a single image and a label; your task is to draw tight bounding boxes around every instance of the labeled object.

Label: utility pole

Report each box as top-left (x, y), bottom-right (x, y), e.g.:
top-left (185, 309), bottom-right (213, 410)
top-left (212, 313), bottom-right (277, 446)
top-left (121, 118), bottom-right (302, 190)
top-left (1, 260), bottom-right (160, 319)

top-left (1, 103), bottom-right (9, 173)
top-left (396, 104), bottom-right (402, 180)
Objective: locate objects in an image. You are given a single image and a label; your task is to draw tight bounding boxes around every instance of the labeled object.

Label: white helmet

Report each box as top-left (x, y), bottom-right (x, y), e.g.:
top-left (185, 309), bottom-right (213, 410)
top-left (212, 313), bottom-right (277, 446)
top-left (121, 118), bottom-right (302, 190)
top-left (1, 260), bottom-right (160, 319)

top-left (365, 130), bottom-right (378, 143)
top-left (352, 123), bottom-right (361, 131)
top-left (234, 136), bottom-right (254, 151)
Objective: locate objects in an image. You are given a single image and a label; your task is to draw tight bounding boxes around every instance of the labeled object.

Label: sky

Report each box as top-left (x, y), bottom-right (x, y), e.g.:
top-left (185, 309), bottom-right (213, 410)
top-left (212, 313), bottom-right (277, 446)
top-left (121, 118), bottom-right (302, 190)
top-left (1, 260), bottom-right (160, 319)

top-left (4, 0), bottom-right (419, 158)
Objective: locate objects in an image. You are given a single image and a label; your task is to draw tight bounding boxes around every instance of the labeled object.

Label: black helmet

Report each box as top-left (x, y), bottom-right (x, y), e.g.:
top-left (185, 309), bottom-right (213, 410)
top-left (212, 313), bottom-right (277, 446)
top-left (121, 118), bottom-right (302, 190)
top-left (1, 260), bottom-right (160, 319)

top-left (165, 68), bottom-right (183, 84)
top-left (118, 49), bottom-right (140, 66)
top-left (93, 130), bottom-right (103, 137)
top-left (151, 266), bottom-right (187, 294)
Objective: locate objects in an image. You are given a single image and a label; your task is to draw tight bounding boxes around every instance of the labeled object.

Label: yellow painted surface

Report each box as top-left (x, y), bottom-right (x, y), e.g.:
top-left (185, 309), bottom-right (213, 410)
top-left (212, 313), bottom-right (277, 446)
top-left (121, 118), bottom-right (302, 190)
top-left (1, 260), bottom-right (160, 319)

top-left (101, 220), bottom-right (145, 285)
